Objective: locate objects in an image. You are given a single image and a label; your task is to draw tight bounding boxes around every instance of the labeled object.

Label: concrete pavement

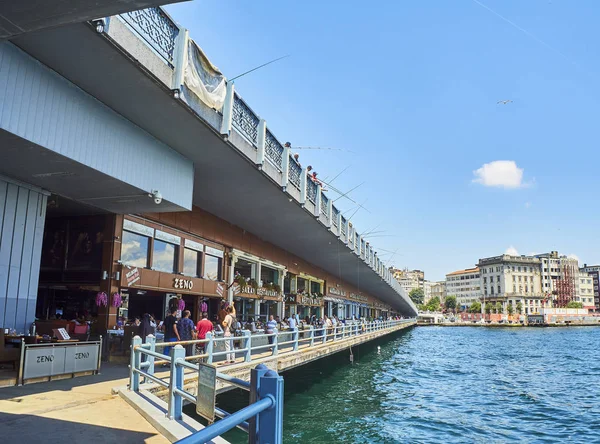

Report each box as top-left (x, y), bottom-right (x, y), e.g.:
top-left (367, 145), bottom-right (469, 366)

top-left (0, 364), bottom-right (168, 444)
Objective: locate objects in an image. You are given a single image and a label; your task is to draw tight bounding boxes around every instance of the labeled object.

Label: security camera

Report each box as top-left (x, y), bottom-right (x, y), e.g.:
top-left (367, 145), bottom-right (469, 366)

top-left (149, 190), bottom-right (162, 205)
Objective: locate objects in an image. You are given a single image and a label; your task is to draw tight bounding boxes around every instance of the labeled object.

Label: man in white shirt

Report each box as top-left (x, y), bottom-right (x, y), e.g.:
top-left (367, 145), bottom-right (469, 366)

top-left (288, 315), bottom-right (297, 329)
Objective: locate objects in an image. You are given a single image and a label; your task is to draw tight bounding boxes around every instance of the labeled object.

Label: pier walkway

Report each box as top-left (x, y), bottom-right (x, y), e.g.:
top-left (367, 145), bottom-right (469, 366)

top-left (0, 319), bottom-right (414, 443)
top-left (0, 364), bottom-right (167, 443)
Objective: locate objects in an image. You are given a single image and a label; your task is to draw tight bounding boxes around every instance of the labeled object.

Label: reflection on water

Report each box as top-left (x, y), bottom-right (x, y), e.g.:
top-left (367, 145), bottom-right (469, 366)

top-left (186, 326), bottom-right (600, 443)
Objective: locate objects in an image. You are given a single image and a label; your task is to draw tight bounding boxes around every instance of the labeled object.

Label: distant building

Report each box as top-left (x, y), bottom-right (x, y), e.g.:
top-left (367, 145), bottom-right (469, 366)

top-left (430, 281), bottom-right (446, 303)
top-left (576, 272), bottom-right (595, 310)
top-left (393, 268), bottom-right (425, 295)
top-left (445, 267), bottom-right (481, 311)
top-left (476, 251), bottom-right (592, 315)
top-left (580, 264), bottom-right (600, 312)
top-left (423, 280), bottom-right (433, 303)
top-left (478, 255), bottom-right (543, 315)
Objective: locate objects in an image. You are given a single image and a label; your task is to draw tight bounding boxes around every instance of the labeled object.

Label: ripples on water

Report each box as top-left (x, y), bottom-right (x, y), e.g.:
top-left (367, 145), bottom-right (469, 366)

top-left (201, 327), bottom-right (600, 443)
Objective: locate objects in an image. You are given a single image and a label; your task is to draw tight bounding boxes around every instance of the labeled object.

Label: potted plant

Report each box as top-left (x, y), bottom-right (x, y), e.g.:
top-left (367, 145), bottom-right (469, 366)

top-left (249, 279), bottom-right (259, 291)
top-left (234, 273), bottom-right (247, 291)
top-left (273, 284), bottom-right (281, 293)
top-left (264, 282), bottom-right (274, 291)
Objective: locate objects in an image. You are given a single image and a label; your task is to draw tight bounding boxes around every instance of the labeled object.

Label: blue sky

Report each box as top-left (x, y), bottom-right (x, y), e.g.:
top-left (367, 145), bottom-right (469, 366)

top-left (165, 0), bottom-right (600, 281)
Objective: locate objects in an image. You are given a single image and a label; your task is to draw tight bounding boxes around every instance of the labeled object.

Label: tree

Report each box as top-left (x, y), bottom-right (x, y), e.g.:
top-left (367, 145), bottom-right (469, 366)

top-left (468, 301), bottom-right (481, 313)
top-left (425, 296), bottom-right (441, 312)
top-left (485, 302), bottom-right (493, 314)
top-left (507, 303), bottom-right (514, 316)
top-left (445, 295), bottom-right (457, 312)
top-left (409, 287), bottom-right (425, 305)
top-left (566, 301), bottom-right (583, 309)
top-left (516, 301), bottom-right (523, 314)
top-left (495, 302), bottom-right (503, 314)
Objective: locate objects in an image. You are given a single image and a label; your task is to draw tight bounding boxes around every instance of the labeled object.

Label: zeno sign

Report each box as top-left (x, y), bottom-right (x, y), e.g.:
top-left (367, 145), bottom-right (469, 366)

top-left (174, 278), bottom-right (194, 290)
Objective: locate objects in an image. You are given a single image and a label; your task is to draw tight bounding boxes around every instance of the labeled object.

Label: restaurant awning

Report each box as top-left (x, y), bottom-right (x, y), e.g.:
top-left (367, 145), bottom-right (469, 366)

top-left (324, 296), bottom-right (347, 304)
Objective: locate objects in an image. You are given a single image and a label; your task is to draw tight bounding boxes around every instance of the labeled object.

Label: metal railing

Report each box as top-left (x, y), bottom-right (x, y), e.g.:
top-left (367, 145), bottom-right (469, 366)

top-left (332, 205), bottom-right (339, 227)
top-left (232, 92), bottom-right (260, 145)
top-left (307, 178), bottom-right (318, 204)
top-left (132, 319), bottom-right (412, 373)
top-left (321, 192), bottom-right (329, 217)
top-left (130, 338), bottom-right (284, 443)
top-left (265, 129), bottom-right (284, 171)
top-left (119, 7), bottom-right (179, 66)
top-left (288, 157), bottom-right (302, 189)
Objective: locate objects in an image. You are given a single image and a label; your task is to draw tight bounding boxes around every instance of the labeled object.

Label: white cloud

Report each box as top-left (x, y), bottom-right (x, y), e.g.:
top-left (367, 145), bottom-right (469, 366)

top-left (473, 160), bottom-right (527, 189)
top-left (567, 254), bottom-right (580, 262)
top-left (505, 246), bottom-right (519, 256)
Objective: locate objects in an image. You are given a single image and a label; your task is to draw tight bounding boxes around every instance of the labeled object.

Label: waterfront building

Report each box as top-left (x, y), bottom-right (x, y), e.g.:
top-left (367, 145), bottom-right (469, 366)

top-left (580, 264), bottom-right (600, 312)
top-left (476, 251), bottom-right (593, 315)
top-left (445, 268), bottom-right (481, 311)
top-left (478, 255), bottom-right (543, 315)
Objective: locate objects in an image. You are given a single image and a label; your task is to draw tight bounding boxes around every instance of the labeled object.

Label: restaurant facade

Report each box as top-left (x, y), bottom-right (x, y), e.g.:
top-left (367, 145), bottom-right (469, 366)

top-left (32, 205), bottom-right (396, 334)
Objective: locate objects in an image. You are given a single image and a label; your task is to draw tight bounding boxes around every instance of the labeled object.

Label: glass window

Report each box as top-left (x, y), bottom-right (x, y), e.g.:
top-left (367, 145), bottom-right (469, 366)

top-left (121, 230), bottom-right (150, 267)
top-left (261, 266), bottom-right (278, 286)
top-left (297, 278), bottom-right (308, 293)
top-left (310, 281), bottom-right (321, 294)
top-left (183, 248), bottom-right (201, 277)
top-left (204, 254), bottom-right (222, 281)
top-left (152, 239), bottom-right (178, 273)
top-left (235, 258), bottom-right (254, 279)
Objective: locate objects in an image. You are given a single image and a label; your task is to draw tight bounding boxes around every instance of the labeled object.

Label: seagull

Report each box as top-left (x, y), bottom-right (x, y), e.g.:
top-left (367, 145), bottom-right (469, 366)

top-left (497, 100), bottom-right (513, 105)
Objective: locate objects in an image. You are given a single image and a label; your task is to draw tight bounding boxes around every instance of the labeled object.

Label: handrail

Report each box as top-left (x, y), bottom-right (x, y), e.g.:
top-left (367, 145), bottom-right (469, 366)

top-left (130, 337), bottom-right (284, 443)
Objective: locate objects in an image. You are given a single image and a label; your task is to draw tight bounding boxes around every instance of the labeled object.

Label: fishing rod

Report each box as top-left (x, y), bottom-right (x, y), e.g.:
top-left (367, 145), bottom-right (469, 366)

top-left (295, 146), bottom-right (356, 154)
top-left (332, 182), bottom-right (365, 203)
top-left (229, 55), bottom-right (291, 82)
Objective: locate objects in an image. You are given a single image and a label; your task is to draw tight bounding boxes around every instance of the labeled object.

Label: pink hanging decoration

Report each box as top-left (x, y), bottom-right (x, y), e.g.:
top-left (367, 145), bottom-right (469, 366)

top-left (111, 293), bottom-right (122, 307)
top-left (95, 292), bottom-right (108, 307)
top-left (178, 299), bottom-right (185, 311)
top-left (201, 301), bottom-right (208, 312)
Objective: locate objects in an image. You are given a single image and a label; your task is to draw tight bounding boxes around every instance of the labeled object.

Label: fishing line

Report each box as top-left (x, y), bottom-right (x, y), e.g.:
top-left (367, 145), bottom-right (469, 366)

top-left (229, 55), bottom-right (291, 82)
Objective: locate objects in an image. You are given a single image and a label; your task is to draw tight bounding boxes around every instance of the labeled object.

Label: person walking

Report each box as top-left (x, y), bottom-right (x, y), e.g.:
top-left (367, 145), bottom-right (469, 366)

top-left (266, 315), bottom-right (277, 349)
top-left (288, 314), bottom-right (297, 330)
top-left (195, 312), bottom-right (213, 357)
top-left (163, 307), bottom-right (180, 361)
top-left (177, 310), bottom-right (195, 357)
top-left (222, 306), bottom-right (236, 364)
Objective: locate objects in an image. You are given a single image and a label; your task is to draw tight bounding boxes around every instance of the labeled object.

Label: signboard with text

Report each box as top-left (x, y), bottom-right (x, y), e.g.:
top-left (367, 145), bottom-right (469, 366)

top-left (196, 363), bottom-right (217, 422)
top-left (23, 342), bottom-right (100, 379)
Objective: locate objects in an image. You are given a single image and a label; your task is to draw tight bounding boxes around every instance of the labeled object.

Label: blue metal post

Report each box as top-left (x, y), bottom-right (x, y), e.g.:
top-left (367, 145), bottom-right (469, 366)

top-left (249, 364), bottom-right (269, 442)
top-left (130, 335), bottom-right (142, 391)
top-left (292, 327), bottom-right (298, 352)
top-left (243, 330), bottom-right (252, 362)
top-left (257, 369), bottom-right (284, 444)
top-left (146, 334), bottom-right (156, 382)
top-left (168, 345), bottom-right (185, 420)
top-left (206, 331), bottom-right (214, 364)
